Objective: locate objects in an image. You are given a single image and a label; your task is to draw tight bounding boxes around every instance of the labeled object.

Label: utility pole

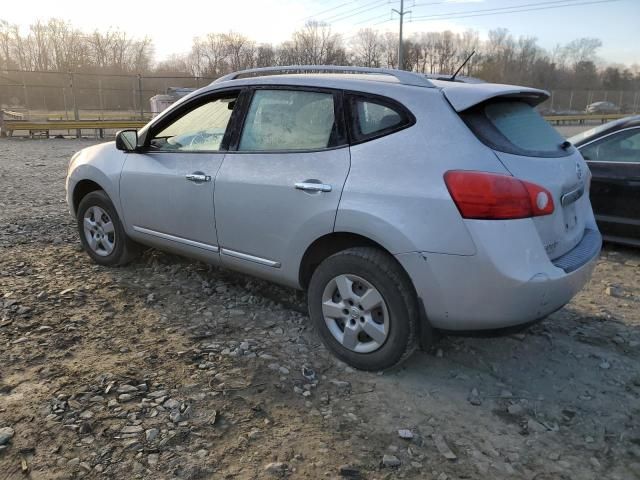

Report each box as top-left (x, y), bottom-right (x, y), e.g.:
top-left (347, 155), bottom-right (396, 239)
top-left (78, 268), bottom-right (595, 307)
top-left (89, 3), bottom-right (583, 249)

top-left (392, 0), bottom-right (410, 70)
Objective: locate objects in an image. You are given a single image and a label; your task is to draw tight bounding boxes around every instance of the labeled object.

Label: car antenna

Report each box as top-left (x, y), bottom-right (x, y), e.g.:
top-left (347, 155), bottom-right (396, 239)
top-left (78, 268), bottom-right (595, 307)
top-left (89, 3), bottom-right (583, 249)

top-left (450, 50), bottom-right (476, 81)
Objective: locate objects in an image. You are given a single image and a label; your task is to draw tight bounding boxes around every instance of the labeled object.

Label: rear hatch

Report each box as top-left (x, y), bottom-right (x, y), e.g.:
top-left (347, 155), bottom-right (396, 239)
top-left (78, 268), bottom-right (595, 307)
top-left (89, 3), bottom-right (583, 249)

top-left (438, 81), bottom-right (590, 260)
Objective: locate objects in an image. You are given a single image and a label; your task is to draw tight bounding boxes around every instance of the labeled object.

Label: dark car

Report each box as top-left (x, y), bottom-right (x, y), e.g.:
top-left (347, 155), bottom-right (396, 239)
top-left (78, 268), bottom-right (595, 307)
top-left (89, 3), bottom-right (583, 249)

top-left (570, 115), bottom-right (640, 246)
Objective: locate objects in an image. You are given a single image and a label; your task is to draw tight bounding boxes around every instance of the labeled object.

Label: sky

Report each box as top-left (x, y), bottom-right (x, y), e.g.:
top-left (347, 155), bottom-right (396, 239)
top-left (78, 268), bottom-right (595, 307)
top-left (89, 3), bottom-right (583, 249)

top-left (2, 0), bottom-right (638, 65)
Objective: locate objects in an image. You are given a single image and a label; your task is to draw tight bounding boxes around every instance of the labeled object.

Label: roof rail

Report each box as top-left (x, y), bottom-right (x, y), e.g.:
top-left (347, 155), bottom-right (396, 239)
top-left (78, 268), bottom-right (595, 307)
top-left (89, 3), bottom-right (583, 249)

top-left (213, 65), bottom-right (435, 88)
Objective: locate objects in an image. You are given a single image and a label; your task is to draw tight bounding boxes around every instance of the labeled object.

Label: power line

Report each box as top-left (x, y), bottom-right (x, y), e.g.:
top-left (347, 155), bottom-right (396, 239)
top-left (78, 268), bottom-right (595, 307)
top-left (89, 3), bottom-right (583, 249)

top-left (354, 12), bottom-right (393, 25)
top-left (410, 1), bottom-right (448, 6)
top-left (369, 0), bottom-right (614, 25)
top-left (353, 1), bottom-right (446, 25)
top-left (300, 1), bottom-right (357, 21)
top-left (408, 0), bottom-right (585, 19)
top-left (322, 0), bottom-right (393, 23)
top-left (409, 0), bottom-right (622, 21)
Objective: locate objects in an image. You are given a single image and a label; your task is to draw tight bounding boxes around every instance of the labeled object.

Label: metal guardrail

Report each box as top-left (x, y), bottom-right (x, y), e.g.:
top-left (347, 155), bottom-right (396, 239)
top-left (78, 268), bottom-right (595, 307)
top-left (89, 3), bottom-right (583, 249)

top-left (543, 113), bottom-right (628, 124)
top-left (1, 120), bottom-right (147, 138)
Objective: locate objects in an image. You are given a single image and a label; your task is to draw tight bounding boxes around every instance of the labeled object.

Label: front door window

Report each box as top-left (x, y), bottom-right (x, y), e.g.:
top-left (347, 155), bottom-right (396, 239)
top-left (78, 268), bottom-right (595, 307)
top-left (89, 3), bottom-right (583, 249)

top-left (150, 95), bottom-right (238, 152)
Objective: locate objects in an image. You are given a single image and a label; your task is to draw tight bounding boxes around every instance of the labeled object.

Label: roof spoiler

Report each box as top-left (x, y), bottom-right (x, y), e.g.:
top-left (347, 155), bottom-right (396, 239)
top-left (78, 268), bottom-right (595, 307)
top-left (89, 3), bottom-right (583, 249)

top-left (439, 83), bottom-right (550, 112)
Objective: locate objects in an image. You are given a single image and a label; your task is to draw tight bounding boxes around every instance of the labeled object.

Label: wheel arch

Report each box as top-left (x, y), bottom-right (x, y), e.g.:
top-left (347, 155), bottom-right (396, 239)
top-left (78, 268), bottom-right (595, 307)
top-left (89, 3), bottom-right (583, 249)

top-left (299, 232), bottom-right (397, 290)
top-left (299, 232), bottom-right (436, 350)
top-left (73, 179), bottom-right (105, 214)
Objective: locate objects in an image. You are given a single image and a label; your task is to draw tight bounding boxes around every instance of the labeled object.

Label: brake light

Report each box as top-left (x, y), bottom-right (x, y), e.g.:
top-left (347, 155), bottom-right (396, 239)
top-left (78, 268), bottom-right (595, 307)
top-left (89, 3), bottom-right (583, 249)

top-left (444, 170), bottom-right (554, 220)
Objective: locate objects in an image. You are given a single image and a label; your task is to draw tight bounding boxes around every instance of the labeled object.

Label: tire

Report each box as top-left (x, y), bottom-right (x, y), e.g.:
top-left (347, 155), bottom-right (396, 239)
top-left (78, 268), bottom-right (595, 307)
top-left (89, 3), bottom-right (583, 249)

top-left (308, 247), bottom-right (418, 371)
top-left (76, 190), bottom-right (140, 266)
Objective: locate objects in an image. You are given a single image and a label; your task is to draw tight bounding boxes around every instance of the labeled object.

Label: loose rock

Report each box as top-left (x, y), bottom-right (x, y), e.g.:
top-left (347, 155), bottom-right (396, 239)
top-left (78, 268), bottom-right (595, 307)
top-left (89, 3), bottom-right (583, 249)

top-left (382, 454), bottom-right (401, 468)
top-left (0, 427), bottom-right (15, 445)
top-left (265, 462), bottom-right (287, 476)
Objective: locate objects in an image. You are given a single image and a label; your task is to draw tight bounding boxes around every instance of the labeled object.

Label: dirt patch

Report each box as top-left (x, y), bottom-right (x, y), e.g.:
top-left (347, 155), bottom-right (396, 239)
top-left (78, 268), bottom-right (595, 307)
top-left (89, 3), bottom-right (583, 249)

top-left (1, 138), bottom-right (639, 479)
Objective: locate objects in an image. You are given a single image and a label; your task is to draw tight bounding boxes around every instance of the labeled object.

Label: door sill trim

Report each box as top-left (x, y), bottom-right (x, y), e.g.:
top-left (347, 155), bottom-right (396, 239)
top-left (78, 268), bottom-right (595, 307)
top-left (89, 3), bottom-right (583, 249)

top-left (220, 248), bottom-right (281, 268)
top-left (133, 226), bottom-right (219, 252)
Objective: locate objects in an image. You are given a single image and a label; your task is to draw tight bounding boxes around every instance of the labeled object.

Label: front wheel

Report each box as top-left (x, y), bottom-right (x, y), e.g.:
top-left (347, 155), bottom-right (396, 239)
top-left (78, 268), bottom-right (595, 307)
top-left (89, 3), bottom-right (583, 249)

top-left (76, 190), bottom-right (139, 266)
top-left (308, 247), bottom-right (418, 371)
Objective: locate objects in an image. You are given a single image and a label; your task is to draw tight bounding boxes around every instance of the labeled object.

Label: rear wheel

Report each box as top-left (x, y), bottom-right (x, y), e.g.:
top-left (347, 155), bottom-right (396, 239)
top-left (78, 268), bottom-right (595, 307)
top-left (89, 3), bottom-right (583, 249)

top-left (308, 247), bottom-right (418, 370)
top-left (76, 190), bottom-right (139, 266)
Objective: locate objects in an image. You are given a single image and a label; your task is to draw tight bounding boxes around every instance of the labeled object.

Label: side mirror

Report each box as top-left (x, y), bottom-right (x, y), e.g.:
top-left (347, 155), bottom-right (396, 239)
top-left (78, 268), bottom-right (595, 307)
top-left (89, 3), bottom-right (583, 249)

top-left (115, 129), bottom-right (138, 152)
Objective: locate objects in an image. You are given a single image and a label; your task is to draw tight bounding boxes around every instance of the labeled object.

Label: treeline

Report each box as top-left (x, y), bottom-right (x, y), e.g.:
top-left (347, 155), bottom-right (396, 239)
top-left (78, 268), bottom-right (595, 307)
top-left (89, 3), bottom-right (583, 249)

top-left (159, 23), bottom-right (639, 92)
top-left (0, 18), bottom-right (153, 73)
top-left (1, 18), bottom-right (639, 93)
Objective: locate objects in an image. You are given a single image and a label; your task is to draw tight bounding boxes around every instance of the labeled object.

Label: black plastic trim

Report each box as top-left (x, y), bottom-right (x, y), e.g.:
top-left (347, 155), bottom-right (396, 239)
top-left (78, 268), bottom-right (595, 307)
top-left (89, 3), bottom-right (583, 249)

top-left (344, 91), bottom-right (416, 146)
top-left (551, 228), bottom-right (602, 273)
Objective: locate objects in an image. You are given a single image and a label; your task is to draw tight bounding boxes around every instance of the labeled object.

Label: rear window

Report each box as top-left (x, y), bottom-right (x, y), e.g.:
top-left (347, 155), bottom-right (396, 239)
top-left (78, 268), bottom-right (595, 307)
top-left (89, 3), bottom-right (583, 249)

top-left (461, 100), bottom-right (570, 158)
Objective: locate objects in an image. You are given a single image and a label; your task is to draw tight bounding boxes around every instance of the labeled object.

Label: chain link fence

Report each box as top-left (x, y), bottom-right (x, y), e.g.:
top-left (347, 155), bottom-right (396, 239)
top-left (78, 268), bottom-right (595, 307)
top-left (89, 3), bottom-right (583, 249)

top-left (539, 89), bottom-right (640, 114)
top-left (0, 70), bottom-right (216, 121)
top-left (1, 69), bottom-right (639, 121)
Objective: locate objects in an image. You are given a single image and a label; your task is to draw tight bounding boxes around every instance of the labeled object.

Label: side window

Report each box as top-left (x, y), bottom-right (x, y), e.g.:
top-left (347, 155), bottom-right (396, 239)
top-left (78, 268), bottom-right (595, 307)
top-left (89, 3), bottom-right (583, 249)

top-left (581, 129), bottom-right (640, 163)
top-left (239, 90), bottom-right (338, 151)
top-left (348, 95), bottom-right (412, 143)
top-left (150, 94), bottom-right (238, 152)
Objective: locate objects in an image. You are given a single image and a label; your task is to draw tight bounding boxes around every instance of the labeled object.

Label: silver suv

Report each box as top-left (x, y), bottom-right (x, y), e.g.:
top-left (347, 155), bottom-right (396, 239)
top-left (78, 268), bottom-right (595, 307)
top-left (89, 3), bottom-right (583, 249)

top-left (66, 66), bottom-right (601, 370)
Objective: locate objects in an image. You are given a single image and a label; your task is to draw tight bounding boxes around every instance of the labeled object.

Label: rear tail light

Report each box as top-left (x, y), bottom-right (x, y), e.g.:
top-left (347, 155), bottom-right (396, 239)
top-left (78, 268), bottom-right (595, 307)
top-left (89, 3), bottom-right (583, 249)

top-left (444, 170), bottom-right (554, 220)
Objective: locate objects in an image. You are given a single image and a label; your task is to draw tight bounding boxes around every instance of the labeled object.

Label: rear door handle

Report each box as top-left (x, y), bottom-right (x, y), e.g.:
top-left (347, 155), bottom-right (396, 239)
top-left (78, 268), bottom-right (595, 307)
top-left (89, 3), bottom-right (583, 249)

top-left (295, 182), bottom-right (332, 193)
top-left (186, 173), bottom-right (211, 183)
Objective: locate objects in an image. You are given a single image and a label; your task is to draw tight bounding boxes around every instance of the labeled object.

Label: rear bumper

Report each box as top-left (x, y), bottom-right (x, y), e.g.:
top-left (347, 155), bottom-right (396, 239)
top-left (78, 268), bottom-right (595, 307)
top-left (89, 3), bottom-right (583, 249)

top-left (396, 222), bottom-right (601, 330)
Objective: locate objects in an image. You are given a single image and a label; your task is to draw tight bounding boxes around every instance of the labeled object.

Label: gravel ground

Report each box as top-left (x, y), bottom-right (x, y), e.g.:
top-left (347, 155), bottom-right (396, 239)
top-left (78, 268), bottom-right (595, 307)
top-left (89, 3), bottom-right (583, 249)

top-left (1, 138), bottom-right (639, 480)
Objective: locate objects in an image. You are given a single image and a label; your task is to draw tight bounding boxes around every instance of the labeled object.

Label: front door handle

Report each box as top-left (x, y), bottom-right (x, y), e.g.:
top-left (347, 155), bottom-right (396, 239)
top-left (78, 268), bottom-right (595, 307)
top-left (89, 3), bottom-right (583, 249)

top-left (295, 182), bottom-right (332, 193)
top-left (186, 173), bottom-right (211, 183)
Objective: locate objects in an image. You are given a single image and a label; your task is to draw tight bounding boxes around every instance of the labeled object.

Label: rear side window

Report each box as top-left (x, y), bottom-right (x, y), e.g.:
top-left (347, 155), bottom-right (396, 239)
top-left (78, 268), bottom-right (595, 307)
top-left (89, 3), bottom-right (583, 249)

top-left (238, 90), bottom-right (338, 151)
top-left (347, 94), bottom-right (413, 143)
top-left (462, 100), bottom-right (569, 157)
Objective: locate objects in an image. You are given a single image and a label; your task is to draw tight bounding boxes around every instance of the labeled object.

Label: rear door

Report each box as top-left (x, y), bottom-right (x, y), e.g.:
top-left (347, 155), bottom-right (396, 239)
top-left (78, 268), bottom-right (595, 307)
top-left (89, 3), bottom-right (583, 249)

top-left (580, 127), bottom-right (640, 242)
top-left (214, 87), bottom-right (350, 284)
top-left (459, 98), bottom-right (592, 259)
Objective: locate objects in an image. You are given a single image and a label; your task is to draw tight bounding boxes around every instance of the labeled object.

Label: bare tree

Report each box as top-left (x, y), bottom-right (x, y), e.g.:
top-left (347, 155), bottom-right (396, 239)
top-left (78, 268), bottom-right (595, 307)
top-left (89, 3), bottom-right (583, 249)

top-left (289, 21), bottom-right (346, 65)
top-left (352, 28), bottom-right (383, 67)
top-left (223, 32), bottom-right (255, 71)
top-left (563, 37), bottom-right (603, 69)
top-left (190, 33), bottom-right (228, 77)
top-left (155, 53), bottom-right (191, 75)
top-left (255, 44), bottom-right (276, 68)
top-left (381, 32), bottom-right (398, 69)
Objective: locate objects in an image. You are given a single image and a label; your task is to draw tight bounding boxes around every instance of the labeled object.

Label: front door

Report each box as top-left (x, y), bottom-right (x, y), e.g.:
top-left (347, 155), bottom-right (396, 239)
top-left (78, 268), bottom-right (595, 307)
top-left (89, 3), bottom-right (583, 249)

top-left (214, 88), bottom-right (350, 285)
top-left (120, 91), bottom-right (240, 262)
top-left (581, 127), bottom-right (640, 243)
